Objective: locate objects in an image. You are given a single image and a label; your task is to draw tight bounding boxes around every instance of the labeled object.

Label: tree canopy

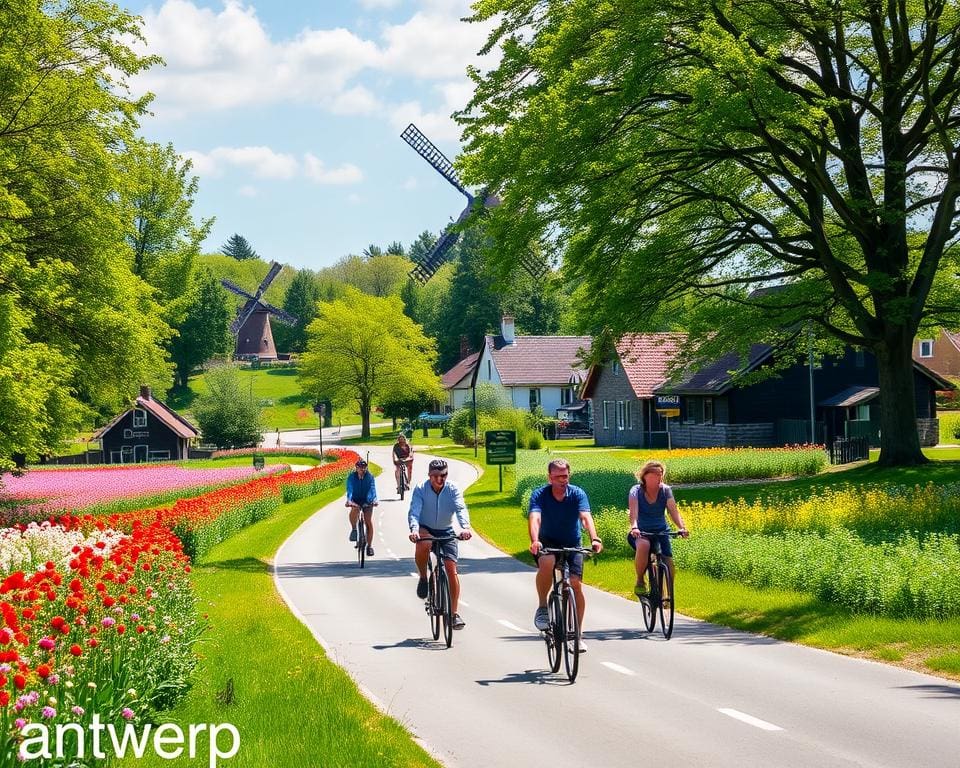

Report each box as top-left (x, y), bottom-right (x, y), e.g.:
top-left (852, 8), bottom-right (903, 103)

top-left (169, 269), bottom-right (231, 388)
top-left (459, 0), bottom-right (960, 465)
top-left (193, 365), bottom-right (263, 448)
top-left (298, 288), bottom-right (442, 437)
top-left (220, 234), bottom-right (259, 261)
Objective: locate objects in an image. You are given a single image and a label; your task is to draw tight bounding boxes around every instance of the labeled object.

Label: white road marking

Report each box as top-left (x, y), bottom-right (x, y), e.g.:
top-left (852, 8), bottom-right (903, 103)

top-left (410, 572), bottom-right (419, 578)
top-left (601, 662), bottom-right (636, 676)
top-left (497, 619), bottom-right (526, 633)
top-left (718, 708), bottom-right (784, 731)
top-left (459, 600), bottom-right (470, 607)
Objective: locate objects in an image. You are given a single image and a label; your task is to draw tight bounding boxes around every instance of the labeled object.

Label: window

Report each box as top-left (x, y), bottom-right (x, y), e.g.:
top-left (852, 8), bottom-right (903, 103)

top-left (123, 429), bottom-right (133, 439)
top-left (625, 400), bottom-right (632, 430)
top-left (529, 388), bottom-right (541, 410)
top-left (684, 398), bottom-right (703, 424)
top-left (703, 398), bottom-right (713, 424)
top-left (561, 387), bottom-right (574, 405)
top-left (919, 339), bottom-right (934, 358)
top-left (487, 360), bottom-right (492, 378)
top-left (855, 348), bottom-right (865, 368)
top-left (132, 408), bottom-right (147, 428)
top-left (602, 400), bottom-right (612, 429)
top-left (855, 404), bottom-right (870, 421)
top-left (612, 359), bottom-right (621, 376)
top-left (617, 401), bottom-right (625, 430)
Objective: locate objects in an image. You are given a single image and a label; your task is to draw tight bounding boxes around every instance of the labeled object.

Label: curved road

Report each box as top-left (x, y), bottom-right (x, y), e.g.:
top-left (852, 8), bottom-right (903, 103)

top-left (275, 447), bottom-right (960, 768)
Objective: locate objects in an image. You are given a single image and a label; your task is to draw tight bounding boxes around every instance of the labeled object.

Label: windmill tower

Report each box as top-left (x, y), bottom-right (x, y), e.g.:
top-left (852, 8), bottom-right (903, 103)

top-left (400, 123), bottom-right (546, 283)
top-left (220, 261), bottom-right (298, 361)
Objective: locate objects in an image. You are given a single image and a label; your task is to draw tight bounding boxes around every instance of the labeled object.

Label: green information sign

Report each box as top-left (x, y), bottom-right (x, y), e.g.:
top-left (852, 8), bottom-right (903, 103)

top-left (485, 430), bottom-right (517, 465)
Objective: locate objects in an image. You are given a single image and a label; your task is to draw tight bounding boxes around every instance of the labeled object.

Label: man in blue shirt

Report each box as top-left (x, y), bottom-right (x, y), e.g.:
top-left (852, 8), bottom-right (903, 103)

top-left (408, 458), bottom-right (472, 629)
top-left (528, 458), bottom-right (603, 648)
top-left (346, 458), bottom-right (378, 557)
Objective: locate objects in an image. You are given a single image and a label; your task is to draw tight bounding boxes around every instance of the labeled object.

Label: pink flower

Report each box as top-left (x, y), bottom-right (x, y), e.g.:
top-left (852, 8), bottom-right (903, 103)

top-left (101, 617), bottom-right (115, 627)
top-left (38, 637), bottom-right (55, 651)
top-left (121, 708), bottom-right (135, 720)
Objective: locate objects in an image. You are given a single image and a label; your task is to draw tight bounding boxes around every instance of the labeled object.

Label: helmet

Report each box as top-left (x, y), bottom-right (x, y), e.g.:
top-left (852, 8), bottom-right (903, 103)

top-left (355, 459), bottom-right (368, 468)
top-left (427, 459), bottom-right (448, 473)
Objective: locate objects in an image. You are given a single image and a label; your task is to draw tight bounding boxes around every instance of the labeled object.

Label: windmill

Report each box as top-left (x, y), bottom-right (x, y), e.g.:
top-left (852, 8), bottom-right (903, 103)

top-left (220, 261), bottom-right (298, 361)
top-left (400, 123), bottom-right (546, 283)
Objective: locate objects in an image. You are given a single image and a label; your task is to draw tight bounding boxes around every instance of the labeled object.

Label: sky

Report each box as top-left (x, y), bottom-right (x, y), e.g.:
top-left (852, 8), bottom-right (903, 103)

top-left (121, 0), bottom-right (498, 270)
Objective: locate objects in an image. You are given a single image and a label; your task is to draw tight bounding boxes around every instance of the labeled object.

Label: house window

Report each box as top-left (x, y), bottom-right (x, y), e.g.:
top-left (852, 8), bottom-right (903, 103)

top-left (561, 387), bottom-right (574, 405)
top-left (602, 401), bottom-right (612, 430)
top-left (851, 404), bottom-right (870, 421)
top-left (612, 359), bottom-right (621, 376)
top-left (133, 408), bottom-right (147, 428)
top-left (529, 388), bottom-right (541, 410)
top-left (625, 400), bottom-right (632, 430)
top-left (617, 401), bottom-right (625, 430)
top-left (684, 398), bottom-right (704, 424)
top-left (855, 348), bottom-right (865, 367)
top-left (919, 339), bottom-right (934, 358)
top-left (487, 360), bottom-right (492, 378)
top-left (703, 398), bottom-right (713, 424)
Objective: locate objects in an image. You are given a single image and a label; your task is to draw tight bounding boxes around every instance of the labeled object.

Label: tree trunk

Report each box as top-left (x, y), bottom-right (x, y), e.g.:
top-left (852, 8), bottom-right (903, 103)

top-left (875, 331), bottom-right (927, 466)
top-left (360, 398), bottom-right (371, 439)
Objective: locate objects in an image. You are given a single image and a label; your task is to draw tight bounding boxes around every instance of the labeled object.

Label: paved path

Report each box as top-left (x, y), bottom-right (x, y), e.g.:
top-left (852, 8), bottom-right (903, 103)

top-left (275, 447), bottom-right (960, 768)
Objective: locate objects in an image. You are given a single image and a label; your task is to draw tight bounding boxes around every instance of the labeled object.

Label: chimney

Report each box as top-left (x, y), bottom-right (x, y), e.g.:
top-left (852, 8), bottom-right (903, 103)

top-left (501, 315), bottom-right (515, 345)
top-left (140, 385), bottom-right (152, 400)
top-left (460, 335), bottom-right (473, 360)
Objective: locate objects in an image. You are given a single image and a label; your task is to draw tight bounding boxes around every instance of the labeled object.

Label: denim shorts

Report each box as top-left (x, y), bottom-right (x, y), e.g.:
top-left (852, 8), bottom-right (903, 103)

top-left (627, 530), bottom-right (673, 558)
top-left (535, 536), bottom-right (584, 578)
top-left (419, 525), bottom-right (459, 563)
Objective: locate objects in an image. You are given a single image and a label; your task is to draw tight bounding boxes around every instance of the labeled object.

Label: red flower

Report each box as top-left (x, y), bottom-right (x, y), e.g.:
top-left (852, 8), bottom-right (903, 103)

top-left (36, 664), bottom-right (51, 678)
top-left (14, 674), bottom-right (26, 689)
top-left (69, 644), bottom-right (82, 657)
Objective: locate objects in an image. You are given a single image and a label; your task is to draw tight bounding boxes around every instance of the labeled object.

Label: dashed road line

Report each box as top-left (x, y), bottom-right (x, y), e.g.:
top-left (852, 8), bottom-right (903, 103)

top-left (718, 708), bottom-right (784, 731)
top-left (601, 662), bottom-right (636, 676)
top-left (497, 619), bottom-right (527, 633)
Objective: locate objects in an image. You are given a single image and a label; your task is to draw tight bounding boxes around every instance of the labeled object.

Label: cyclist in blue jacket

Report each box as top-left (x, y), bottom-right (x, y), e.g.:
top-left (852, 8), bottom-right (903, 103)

top-left (347, 458), bottom-right (378, 557)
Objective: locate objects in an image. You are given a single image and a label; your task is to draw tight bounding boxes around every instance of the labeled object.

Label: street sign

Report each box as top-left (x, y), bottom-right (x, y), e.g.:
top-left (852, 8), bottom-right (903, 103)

top-left (485, 430), bottom-right (517, 465)
top-left (655, 394), bottom-right (681, 418)
top-left (657, 408), bottom-right (680, 417)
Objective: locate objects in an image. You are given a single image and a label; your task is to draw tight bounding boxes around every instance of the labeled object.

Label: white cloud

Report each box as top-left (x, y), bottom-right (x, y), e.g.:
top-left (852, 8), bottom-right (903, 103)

top-left (358, 0), bottom-right (403, 8)
top-left (238, 185), bottom-right (258, 197)
top-left (378, 10), bottom-right (492, 81)
top-left (303, 154), bottom-right (364, 184)
top-left (210, 146), bottom-right (299, 178)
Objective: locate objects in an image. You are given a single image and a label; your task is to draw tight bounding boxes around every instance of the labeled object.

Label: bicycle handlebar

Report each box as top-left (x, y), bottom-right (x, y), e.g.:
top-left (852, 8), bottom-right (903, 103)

top-left (415, 534), bottom-right (467, 542)
top-left (539, 546), bottom-right (595, 555)
top-left (633, 530), bottom-right (684, 537)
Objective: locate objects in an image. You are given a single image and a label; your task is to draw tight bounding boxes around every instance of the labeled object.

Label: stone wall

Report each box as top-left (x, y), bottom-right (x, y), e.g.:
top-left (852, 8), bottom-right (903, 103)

top-left (667, 422), bottom-right (776, 448)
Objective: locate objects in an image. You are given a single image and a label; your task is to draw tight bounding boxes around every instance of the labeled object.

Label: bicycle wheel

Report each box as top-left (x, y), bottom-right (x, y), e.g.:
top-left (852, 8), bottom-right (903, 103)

top-left (428, 559), bottom-right (441, 640)
top-left (399, 467), bottom-right (407, 500)
top-left (658, 561), bottom-right (675, 640)
top-left (439, 568), bottom-right (453, 648)
top-left (357, 519), bottom-right (366, 569)
top-left (545, 591), bottom-right (562, 673)
top-left (640, 561), bottom-right (657, 632)
top-left (562, 586), bottom-right (580, 682)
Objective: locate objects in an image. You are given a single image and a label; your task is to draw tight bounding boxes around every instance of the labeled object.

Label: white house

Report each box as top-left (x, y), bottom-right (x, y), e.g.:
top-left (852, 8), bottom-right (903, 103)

top-left (442, 316), bottom-right (591, 417)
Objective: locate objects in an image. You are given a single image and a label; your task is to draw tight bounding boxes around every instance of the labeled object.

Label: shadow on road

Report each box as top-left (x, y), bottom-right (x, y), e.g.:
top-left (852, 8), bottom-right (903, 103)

top-left (897, 683), bottom-right (960, 700)
top-left (276, 554), bottom-right (532, 580)
top-left (372, 637), bottom-right (449, 652)
top-left (475, 669), bottom-right (571, 687)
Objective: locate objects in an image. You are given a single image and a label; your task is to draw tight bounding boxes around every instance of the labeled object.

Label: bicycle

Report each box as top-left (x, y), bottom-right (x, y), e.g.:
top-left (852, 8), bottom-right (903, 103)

top-left (634, 530), bottom-right (682, 639)
top-left (349, 502), bottom-right (376, 569)
top-left (419, 535), bottom-right (463, 648)
top-left (396, 460), bottom-right (410, 500)
top-left (539, 547), bottom-right (593, 682)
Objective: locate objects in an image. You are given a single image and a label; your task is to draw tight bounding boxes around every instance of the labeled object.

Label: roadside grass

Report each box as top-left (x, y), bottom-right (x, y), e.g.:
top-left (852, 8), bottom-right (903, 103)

top-left (433, 446), bottom-right (960, 681)
top-left (337, 425), bottom-right (455, 449)
top-left (119, 478), bottom-right (439, 768)
top-left (165, 368), bottom-right (363, 431)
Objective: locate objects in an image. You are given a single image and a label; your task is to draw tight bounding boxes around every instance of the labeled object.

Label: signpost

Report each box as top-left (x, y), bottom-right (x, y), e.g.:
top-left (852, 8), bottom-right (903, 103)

top-left (485, 430), bottom-right (517, 491)
top-left (654, 394), bottom-right (680, 450)
top-left (313, 402), bottom-right (326, 457)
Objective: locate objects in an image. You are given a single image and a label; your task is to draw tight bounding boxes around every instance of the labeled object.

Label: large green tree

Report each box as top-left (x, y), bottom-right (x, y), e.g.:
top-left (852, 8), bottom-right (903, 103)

top-left (193, 365), bottom-right (262, 448)
top-left (299, 288), bottom-right (442, 437)
top-left (0, 0), bottom-right (172, 466)
top-left (272, 269), bottom-right (327, 353)
top-left (220, 234), bottom-right (259, 261)
top-left (169, 269), bottom-right (231, 388)
top-left (459, 0), bottom-right (960, 465)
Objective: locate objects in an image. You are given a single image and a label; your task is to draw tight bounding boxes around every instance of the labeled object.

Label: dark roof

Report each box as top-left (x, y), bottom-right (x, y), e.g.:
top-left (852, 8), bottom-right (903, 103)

top-left (486, 335), bottom-right (591, 386)
top-left (819, 386), bottom-right (879, 408)
top-left (442, 352), bottom-right (480, 389)
top-left (581, 333), bottom-right (685, 399)
top-left (94, 394), bottom-right (198, 440)
top-left (663, 344), bottom-right (774, 394)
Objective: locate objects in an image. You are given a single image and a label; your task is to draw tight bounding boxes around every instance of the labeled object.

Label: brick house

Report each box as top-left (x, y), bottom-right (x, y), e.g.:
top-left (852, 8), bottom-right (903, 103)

top-left (93, 386), bottom-right (198, 463)
top-left (913, 329), bottom-right (960, 380)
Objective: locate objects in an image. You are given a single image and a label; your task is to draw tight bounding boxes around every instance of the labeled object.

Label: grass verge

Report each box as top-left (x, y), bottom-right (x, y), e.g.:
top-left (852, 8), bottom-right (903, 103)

top-left (119, 482), bottom-right (439, 768)
top-left (432, 446), bottom-right (960, 682)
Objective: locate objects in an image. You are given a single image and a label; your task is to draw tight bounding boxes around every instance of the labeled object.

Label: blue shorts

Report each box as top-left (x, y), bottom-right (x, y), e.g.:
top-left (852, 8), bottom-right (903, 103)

top-left (535, 536), bottom-right (584, 578)
top-left (627, 530), bottom-right (673, 558)
top-left (419, 524), bottom-right (459, 563)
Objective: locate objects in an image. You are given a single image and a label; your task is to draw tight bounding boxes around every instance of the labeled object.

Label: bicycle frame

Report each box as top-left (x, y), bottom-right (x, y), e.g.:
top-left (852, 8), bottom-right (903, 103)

top-left (539, 547), bottom-right (592, 682)
top-left (635, 531), bottom-right (681, 639)
top-left (356, 515), bottom-right (367, 569)
top-left (420, 536), bottom-right (456, 648)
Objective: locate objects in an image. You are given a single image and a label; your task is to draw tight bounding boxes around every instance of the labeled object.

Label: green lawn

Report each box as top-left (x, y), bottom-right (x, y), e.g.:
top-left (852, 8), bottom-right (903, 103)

top-left (120, 476), bottom-right (438, 768)
top-left (165, 367), bottom-right (363, 431)
top-left (433, 445), bottom-right (960, 681)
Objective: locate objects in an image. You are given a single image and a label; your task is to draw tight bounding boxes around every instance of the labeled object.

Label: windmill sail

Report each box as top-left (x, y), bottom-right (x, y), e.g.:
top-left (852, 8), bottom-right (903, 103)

top-left (220, 261), bottom-right (298, 360)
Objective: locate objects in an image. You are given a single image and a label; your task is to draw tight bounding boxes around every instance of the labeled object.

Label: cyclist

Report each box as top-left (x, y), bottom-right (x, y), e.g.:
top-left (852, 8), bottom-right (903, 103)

top-left (529, 458), bottom-right (602, 650)
top-left (627, 460), bottom-right (689, 596)
top-left (346, 458), bottom-right (378, 557)
top-left (392, 433), bottom-right (414, 494)
top-left (408, 458), bottom-right (472, 630)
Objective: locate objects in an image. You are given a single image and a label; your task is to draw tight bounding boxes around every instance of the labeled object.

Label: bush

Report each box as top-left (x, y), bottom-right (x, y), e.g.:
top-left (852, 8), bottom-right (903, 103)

top-left (193, 365), bottom-right (263, 448)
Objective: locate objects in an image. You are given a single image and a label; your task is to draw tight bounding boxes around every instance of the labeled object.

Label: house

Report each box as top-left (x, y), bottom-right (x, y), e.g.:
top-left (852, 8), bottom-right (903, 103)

top-left (583, 337), bottom-right (952, 448)
top-left (93, 386), bottom-right (199, 463)
top-left (455, 316), bottom-right (591, 418)
top-left (442, 351), bottom-right (480, 411)
top-left (913, 329), bottom-right (960, 380)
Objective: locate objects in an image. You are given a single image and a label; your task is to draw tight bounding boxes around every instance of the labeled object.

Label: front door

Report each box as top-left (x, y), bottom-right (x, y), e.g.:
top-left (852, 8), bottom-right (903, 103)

top-left (134, 444), bottom-right (148, 463)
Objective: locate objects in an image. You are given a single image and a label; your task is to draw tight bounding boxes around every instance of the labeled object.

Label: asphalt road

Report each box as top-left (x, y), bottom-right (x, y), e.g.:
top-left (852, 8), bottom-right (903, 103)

top-left (275, 447), bottom-right (960, 768)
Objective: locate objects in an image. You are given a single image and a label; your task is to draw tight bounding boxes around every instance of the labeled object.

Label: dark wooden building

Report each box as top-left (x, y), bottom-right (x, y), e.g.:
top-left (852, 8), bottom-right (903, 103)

top-left (94, 386), bottom-right (198, 463)
top-left (583, 337), bottom-right (952, 448)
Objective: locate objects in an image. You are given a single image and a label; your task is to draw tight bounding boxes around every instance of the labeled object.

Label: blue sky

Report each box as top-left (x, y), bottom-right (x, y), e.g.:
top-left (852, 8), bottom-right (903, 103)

top-left (121, 0), bottom-right (496, 270)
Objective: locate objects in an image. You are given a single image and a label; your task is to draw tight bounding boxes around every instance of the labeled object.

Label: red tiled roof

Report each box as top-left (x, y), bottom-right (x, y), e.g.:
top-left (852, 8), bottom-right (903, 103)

top-left (93, 395), bottom-right (198, 440)
top-left (442, 352), bottom-right (480, 388)
top-left (582, 333), bottom-right (685, 398)
top-left (487, 335), bottom-right (591, 386)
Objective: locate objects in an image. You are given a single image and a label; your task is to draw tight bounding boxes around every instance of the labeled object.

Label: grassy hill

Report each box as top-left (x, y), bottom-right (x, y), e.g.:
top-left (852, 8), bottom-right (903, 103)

top-left (166, 366), bottom-right (362, 431)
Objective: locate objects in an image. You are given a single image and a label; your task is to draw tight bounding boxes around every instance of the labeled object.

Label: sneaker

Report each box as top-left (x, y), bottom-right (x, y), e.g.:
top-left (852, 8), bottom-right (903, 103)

top-left (366, 545), bottom-right (374, 557)
top-left (634, 582), bottom-right (648, 597)
top-left (451, 613), bottom-right (465, 630)
top-left (349, 529), bottom-right (358, 542)
top-left (578, 640), bottom-right (588, 654)
top-left (416, 577), bottom-right (428, 599)
top-left (534, 606), bottom-right (550, 631)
